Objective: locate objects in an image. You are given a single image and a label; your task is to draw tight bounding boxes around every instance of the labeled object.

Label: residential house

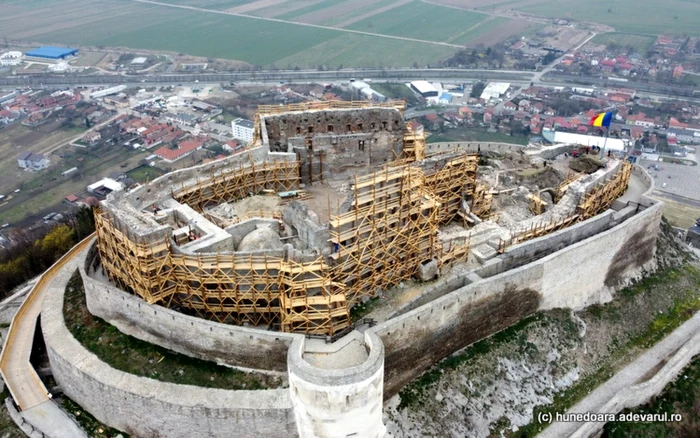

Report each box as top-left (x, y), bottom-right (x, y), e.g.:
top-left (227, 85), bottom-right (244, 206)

top-left (425, 113), bottom-right (441, 130)
top-left (17, 151), bottom-right (49, 170)
top-left (630, 126), bottom-right (645, 140)
top-left (154, 137), bottom-right (206, 163)
top-left (503, 101), bottom-right (517, 111)
top-left (673, 65), bottom-right (684, 79)
top-left (83, 131), bottom-right (101, 143)
top-left (518, 99), bottom-right (531, 111)
top-left (407, 120), bottom-right (424, 134)
top-left (626, 113), bottom-right (656, 128)
top-left (222, 140), bottom-right (244, 153)
top-left (458, 107), bottom-right (472, 120)
top-left (483, 108), bottom-right (494, 124)
top-left (165, 112), bottom-right (198, 126)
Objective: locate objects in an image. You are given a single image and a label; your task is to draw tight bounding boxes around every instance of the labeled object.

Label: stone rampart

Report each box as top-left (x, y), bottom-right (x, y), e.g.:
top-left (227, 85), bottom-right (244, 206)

top-left (373, 199), bottom-right (663, 397)
top-left (425, 141), bottom-right (527, 156)
top-left (82, 245), bottom-right (301, 372)
top-left (44, 248), bottom-right (297, 438)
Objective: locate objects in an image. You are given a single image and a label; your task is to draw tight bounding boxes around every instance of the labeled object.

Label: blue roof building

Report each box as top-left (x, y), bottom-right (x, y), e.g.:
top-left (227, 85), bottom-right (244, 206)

top-left (25, 46), bottom-right (78, 60)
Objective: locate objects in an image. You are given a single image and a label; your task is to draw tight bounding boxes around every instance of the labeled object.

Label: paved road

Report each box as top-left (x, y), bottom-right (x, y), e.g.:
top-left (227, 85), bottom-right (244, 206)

top-left (640, 159), bottom-right (700, 203)
top-left (539, 310), bottom-right (700, 438)
top-left (0, 235), bottom-right (93, 411)
top-left (651, 190), bottom-right (700, 209)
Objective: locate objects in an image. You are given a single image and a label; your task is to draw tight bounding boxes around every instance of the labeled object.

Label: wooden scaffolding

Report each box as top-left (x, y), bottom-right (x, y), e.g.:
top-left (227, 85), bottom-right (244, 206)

top-left (577, 162), bottom-right (632, 219)
top-left (402, 125), bottom-right (426, 162)
top-left (471, 184), bottom-right (493, 219)
top-left (278, 258), bottom-right (350, 335)
top-left (328, 165), bottom-right (440, 305)
top-left (172, 160), bottom-right (299, 211)
top-left (96, 133), bottom-right (482, 336)
top-left (97, 209), bottom-right (351, 333)
top-left (499, 162), bottom-right (633, 251)
top-left (424, 153), bottom-right (479, 224)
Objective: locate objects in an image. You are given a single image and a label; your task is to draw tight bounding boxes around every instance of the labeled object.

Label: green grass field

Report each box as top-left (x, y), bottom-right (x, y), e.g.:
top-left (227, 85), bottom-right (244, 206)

top-left (273, 33), bottom-right (457, 68)
top-left (315, 0), bottom-right (399, 27)
top-left (276, 0), bottom-right (347, 20)
top-left (157, 0), bottom-right (253, 9)
top-left (126, 165), bottom-right (166, 183)
top-left (369, 83), bottom-right (421, 105)
top-left (450, 16), bottom-right (509, 45)
top-left (589, 32), bottom-right (656, 53)
top-left (517, 0), bottom-right (700, 36)
top-left (0, 0), bottom-right (469, 67)
top-left (346, 1), bottom-right (487, 43)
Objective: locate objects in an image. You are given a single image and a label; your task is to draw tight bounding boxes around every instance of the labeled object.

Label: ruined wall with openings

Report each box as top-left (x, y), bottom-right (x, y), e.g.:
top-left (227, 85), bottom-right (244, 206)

top-left (263, 108), bottom-right (406, 183)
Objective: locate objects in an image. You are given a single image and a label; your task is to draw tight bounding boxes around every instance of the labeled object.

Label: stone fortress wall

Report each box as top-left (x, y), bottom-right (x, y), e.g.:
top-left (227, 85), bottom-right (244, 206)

top-left (43, 247), bottom-right (299, 438)
top-left (42, 133), bottom-right (664, 437)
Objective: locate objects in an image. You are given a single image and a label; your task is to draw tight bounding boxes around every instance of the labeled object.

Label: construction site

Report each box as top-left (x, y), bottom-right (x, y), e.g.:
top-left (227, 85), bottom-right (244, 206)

top-left (1, 100), bottom-right (666, 438)
top-left (93, 101), bottom-right (635, 337)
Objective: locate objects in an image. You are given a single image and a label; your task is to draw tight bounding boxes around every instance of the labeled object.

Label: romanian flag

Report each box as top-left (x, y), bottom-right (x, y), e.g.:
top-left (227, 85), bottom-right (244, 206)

top-left (589, 111), bottom-right (613, 127)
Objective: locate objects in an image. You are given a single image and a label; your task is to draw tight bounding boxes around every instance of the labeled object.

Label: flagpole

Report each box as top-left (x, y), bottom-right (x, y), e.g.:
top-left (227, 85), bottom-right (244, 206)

top-left (600, 127), bottom-right (609, 160)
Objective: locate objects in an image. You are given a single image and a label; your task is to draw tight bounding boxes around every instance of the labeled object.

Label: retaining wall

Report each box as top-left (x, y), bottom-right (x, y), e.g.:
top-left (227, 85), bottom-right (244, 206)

top-left (373, 199), bottom-right (663, 397)
top-left (82, 244), bottom-right (301, 372)
top-left (425, 141), bottom-right (527, 156)
top-left (44, 249), bottom-right (297, 438)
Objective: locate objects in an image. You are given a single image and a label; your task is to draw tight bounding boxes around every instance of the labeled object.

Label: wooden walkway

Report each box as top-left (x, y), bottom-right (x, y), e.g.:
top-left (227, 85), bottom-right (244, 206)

top-left (0, 235), bottom-right (94, 411)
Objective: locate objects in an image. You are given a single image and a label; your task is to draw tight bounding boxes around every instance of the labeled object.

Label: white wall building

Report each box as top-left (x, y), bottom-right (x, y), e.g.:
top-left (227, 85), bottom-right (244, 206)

top-left (91, 85), bottom-right (127, 99)
top-left (480, 82), bottom-right (510, 100)
top-left (87, 178), bottom-right (125, 196)
top-left (0, 51), bottom-right (22, 66)
top-left (409, 81), bottom-right (439, 98)
top-left (17, 151), bottom-right (49, 170)
top-left (232, 118), bottom-right (254, 143)
top-left (543, 129), bottom-right (628, 151)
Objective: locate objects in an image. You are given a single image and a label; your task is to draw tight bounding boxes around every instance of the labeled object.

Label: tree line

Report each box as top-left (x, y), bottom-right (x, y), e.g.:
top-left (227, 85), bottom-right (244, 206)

top-left (0, 207), bottom-right (95, 299)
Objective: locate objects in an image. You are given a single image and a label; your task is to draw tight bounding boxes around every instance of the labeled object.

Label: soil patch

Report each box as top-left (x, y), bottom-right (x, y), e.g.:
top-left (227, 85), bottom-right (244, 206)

top-left (569, 155), bottom-right (604, 173)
